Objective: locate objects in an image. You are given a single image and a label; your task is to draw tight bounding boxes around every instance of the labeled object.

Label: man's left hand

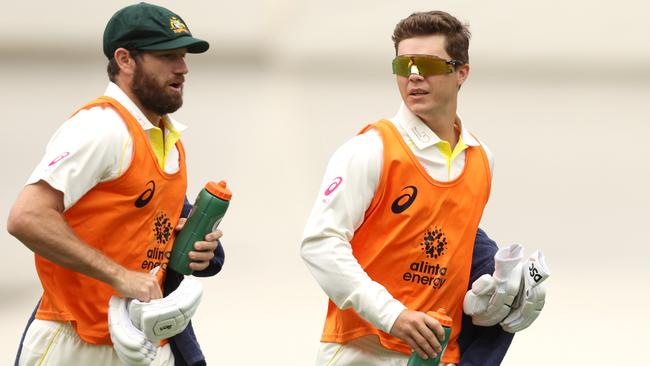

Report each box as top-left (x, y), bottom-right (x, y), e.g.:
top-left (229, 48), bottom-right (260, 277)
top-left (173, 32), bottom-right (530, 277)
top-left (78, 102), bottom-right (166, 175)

top-left (175, 218), bottom-right (222, 272)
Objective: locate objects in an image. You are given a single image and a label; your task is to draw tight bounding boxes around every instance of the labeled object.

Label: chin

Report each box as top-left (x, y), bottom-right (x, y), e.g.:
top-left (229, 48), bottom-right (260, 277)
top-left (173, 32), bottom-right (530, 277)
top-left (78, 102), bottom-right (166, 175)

top-left (406, 102), bottom-right (431, 115)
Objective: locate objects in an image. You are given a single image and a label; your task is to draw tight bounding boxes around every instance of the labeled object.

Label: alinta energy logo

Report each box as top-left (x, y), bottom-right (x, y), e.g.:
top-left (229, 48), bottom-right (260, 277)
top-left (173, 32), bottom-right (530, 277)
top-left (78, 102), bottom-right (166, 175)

top-left (153, 211), bottom-right (173, 245)
top-left (401, 226), bottom-right (449, 290)
top-left (142, 211), bottom-right (173, 271)
top-left (420, 226), bottom-right (448, 259)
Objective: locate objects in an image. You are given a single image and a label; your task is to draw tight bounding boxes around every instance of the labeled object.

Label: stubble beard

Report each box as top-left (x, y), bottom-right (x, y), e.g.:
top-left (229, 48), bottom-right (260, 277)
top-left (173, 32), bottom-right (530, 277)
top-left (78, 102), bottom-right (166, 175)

top-left (131, 63), bottom-right (183, 116)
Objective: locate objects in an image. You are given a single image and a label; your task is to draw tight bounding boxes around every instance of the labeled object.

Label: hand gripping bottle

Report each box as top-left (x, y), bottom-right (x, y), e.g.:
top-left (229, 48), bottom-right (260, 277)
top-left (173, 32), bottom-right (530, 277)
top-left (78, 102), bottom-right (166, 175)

top-left (169, 181), bottom-right (232, 275)
top-left (406, 308), bottom-right (453, 366)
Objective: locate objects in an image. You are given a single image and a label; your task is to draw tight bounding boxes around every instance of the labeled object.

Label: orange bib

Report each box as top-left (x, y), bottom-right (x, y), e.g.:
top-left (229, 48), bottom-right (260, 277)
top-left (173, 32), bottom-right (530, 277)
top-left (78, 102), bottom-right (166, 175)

top-left (35, 96), bottom-right (187, 344)
top-left (321, 120), bottom-right (491, 363)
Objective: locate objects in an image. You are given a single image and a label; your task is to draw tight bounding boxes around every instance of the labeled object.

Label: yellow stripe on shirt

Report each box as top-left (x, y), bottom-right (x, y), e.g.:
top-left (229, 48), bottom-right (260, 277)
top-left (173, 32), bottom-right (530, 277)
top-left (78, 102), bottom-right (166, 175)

top-left (436, 134), bottom-right (468, 180)
top-left (162, 118), bottom-right (181, 170)
top-left (148, 118), bottom-right (181, 170)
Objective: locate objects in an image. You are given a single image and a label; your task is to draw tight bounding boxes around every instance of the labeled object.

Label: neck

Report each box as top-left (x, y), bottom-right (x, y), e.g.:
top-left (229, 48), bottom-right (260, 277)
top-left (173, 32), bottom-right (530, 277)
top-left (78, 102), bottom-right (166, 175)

top-left (139, 107), bottom-right (162, 127)
top-left (418, 104), bottom-right (459, 149)
top-left (116, 81), bottom-right (161, 127)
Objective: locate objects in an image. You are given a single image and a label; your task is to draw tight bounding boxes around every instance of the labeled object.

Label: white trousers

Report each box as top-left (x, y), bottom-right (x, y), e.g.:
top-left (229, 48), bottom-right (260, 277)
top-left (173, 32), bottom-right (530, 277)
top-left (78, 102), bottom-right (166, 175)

top-left (315, 336), bottom-right (410, 366)
top-left (18, 319), bottom-right (174, 366)
top-left (315, 335), bottom-right (456, 366)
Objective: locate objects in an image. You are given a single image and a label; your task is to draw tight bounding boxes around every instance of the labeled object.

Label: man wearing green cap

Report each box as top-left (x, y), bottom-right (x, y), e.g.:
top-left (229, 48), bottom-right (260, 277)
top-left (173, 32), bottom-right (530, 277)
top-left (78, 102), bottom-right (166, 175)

top-left (8, 3), bottom-right (221, 365)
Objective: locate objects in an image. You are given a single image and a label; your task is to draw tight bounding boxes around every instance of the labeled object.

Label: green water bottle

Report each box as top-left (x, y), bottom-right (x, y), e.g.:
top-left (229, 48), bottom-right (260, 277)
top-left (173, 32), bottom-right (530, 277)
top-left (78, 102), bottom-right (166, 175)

top-left (406, 308), bottom-right (452, 366)
top-left (169, 180), bottom-right (232, 275)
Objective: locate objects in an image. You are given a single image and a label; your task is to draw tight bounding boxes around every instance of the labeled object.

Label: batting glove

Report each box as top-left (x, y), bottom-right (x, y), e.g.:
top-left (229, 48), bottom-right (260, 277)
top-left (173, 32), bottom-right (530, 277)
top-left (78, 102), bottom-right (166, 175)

top-left (500, 250), bottom-right (550, 333)
top-left (108, 296), bottom-right (157, 366)
top-left (128, 275), bottom-right (203, 343)
top-left (463, 244), bottom-right (524, 326)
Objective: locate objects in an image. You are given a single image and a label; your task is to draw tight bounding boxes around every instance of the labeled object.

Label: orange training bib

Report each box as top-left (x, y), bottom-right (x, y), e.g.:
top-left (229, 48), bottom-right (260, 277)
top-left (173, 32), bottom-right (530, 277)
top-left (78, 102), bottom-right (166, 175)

top-left (35, 96), bottom-right (187, 344)
top-left (321, 120), bottom-right (491, 363)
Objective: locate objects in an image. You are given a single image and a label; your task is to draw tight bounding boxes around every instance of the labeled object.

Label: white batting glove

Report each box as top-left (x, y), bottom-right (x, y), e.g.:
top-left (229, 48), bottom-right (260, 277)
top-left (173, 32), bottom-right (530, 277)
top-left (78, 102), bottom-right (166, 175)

top-left (500, 250), bottom-right (550, 333)
top-left (128, 275), bottom-right (203, 343)
top-left (108, 296), bottom-right (157, 366)
top-left (463, 244), bottom-right (524, 326)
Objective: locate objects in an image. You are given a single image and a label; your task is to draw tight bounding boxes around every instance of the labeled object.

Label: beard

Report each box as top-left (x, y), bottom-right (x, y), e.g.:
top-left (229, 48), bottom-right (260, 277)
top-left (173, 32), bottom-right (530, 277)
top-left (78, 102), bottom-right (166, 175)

top-left (130, 63), bottom-right (183, 116)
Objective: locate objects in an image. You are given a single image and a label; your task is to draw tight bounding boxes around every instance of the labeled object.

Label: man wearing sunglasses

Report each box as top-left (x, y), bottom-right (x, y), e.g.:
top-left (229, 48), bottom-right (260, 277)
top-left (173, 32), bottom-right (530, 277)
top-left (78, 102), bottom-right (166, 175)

top-left (301, 11), bottom-right (523, 366)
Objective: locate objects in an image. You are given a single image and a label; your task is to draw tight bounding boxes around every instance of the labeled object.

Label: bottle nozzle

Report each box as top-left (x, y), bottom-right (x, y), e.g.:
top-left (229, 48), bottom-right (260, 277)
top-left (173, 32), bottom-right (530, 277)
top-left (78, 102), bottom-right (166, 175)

top-left (205, 180), bottom-right (232, 200)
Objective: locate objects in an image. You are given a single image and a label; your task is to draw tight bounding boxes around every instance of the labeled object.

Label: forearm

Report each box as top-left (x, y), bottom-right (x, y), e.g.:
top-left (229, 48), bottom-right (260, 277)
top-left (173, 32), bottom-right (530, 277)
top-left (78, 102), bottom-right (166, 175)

top-left (301, 234), bottom-right (405, 332)
top-left (8, 184), bottom-right (123, 287)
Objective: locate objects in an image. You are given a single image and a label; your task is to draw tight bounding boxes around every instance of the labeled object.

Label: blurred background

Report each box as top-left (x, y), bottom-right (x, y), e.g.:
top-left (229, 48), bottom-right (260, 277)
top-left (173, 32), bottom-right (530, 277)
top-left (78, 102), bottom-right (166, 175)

top-left (1, 0), bottom-right (649, 364)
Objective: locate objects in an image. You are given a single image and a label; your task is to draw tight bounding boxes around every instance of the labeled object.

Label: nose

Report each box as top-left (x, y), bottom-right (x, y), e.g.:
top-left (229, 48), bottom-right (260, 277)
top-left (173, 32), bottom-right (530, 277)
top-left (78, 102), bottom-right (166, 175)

top-left (408, 72), bottom-right (424, 82)
top-left (175, 57), bottom-right (188, 75)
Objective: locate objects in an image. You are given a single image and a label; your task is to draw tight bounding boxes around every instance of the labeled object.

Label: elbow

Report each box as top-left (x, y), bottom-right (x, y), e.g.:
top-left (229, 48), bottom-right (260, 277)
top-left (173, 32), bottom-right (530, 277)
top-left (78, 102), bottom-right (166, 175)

top-left (7, 209), bottom-right (26, 239)
top-left (301, 233), bottom-right (343, 267)
top-left (8, 182), bottom-right (63, 241)
top-left (300, 235), bottom-right (332, 275)
top-left (7, 205), bottom-right (35, 241)
top-left (300, 238), bottom-right (315, 264)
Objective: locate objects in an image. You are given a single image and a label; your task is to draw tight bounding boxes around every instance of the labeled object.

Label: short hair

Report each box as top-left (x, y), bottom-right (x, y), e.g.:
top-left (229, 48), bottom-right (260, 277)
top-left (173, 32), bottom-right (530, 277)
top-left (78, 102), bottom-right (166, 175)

top-left (392, 11), bottom-right (471, 65)
top-left (106, 49), bottom-right (143, 82)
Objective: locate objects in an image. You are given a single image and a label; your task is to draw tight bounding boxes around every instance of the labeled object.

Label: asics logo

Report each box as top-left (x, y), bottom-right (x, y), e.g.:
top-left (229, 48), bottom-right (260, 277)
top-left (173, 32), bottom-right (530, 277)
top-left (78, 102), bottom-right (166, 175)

top-left (134, 180), bottom-right (156, 208)
top-left (324, 177), bottom-right (343, 196)
top-left (391, 185), bottom-right (417, 214)
top-left (48, 151), bottom-right (70, 166)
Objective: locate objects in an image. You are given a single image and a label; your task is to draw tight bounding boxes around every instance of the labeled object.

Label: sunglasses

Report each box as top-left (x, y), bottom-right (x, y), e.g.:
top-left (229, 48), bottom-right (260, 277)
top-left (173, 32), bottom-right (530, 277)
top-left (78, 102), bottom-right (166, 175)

top-left (392, 55), bottom-right (462, 77)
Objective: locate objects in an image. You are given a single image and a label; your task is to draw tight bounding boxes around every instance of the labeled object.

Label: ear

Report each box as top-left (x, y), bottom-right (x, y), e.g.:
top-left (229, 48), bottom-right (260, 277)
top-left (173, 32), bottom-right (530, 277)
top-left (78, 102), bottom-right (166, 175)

top-left (114, 48), bottom-right (137, 77)
top-left (456, 63), bottom-right (470, 87)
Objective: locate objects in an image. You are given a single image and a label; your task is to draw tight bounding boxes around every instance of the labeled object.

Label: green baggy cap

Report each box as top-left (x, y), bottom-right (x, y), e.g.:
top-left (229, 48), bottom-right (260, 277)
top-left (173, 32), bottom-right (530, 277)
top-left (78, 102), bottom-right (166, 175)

top-left (103, 2), bottom-right (209, 59)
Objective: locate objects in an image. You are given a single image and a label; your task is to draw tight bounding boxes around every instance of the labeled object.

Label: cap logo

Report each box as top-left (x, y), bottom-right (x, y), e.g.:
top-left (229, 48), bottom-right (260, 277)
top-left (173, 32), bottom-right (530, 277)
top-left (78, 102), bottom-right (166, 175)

top-left (169, 16), bottom-right (189, 34)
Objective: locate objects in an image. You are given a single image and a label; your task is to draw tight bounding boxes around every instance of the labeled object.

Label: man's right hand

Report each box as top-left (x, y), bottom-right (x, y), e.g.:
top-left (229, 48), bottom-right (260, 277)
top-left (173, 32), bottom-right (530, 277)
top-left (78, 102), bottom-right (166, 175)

top-left (389, 309), bottom-right (444, 360)
top-left (111, 268), bottom-right (163, 302)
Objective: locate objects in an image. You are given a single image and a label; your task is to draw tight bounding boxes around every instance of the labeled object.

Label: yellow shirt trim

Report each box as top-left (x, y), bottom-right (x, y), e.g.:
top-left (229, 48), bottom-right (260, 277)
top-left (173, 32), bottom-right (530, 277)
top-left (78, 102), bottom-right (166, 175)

top-left (149, 127), bottom-right (164, 169)
top-left (436, 134), bottom-right (468, 180)
top-left (149, 118), bottom-right (181, 170)
top-left (162, 119), bottom-right (181, 169)
top-left (117, 137), bottom-right (129, 176)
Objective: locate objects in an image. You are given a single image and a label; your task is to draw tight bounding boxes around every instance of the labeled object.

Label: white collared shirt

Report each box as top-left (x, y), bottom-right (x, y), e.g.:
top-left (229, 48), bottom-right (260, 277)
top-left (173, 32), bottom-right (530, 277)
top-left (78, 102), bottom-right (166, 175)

top-left (300, 103), bottom-right (494, 334)
top-left (27, 82), bottom-right (187, 210)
